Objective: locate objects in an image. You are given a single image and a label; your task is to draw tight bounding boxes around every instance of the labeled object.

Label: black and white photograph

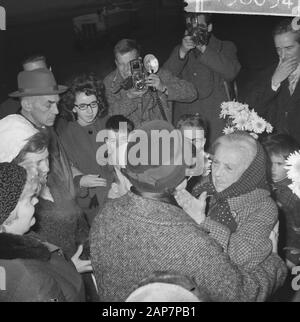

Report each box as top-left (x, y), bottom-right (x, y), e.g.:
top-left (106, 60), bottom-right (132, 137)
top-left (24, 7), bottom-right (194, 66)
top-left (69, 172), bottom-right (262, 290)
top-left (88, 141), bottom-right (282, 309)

top-left (0, 0), bottom-right (300, 304)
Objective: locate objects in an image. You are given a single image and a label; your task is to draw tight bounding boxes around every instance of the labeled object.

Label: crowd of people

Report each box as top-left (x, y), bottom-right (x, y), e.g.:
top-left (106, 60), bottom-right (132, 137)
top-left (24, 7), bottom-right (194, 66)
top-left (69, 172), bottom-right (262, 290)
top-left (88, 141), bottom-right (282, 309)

top-left (0, 11), bottom-right (300, 302)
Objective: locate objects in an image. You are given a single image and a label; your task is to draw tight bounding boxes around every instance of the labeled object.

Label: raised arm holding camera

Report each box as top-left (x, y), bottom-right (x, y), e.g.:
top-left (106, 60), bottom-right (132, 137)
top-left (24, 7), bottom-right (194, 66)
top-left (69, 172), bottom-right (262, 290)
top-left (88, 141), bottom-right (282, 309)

top-left (163, 12), bottom-right (241, 146)
top-left (104, 39), bottom-right (197, 127)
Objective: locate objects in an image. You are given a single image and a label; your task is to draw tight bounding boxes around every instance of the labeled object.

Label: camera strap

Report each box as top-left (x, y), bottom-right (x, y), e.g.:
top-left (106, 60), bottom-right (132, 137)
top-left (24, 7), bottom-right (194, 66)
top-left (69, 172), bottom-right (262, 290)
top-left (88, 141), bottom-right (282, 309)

top-left (153, 90), bottom-right (168, 121)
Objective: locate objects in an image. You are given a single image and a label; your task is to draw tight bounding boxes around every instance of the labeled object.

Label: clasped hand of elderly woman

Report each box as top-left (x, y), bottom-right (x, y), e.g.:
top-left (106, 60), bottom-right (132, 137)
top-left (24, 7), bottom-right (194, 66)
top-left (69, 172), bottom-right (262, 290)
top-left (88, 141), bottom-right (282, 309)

top-left (79, 174), bottom-right (107, 188)
top-left (175, 189), bottom-right (280, 254)
top-left (174, 189), bottom-right (207, 225)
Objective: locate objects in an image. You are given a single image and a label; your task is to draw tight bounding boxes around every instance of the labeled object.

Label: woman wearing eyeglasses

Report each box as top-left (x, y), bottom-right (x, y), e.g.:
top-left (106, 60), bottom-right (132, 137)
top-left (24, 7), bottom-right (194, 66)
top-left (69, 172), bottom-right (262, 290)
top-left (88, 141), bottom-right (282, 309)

top-left (58, 73), bottom-right (114, 227)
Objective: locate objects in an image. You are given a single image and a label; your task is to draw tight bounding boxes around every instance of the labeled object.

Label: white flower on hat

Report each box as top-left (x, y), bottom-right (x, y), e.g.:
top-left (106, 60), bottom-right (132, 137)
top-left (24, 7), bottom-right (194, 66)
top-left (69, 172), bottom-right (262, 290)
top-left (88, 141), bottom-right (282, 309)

top-left (0, 114), bottom-right (39, 162)
top-left (285, 151), bottom-right (300, 183)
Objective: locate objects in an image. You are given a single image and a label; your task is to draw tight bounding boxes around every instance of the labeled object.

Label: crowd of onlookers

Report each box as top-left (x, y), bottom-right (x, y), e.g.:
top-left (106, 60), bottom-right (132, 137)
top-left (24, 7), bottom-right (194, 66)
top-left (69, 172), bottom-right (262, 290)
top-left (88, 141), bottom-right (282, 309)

top-left (0, 12), bottom-right (300, 302)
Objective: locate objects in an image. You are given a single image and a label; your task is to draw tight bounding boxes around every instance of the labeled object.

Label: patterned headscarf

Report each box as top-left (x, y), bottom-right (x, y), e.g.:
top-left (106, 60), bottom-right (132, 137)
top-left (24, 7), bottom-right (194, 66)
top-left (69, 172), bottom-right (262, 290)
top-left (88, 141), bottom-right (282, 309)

top-left (0, 162), bottom-right (27, 225)
top-left (192, 141), bottom-right (269, 232)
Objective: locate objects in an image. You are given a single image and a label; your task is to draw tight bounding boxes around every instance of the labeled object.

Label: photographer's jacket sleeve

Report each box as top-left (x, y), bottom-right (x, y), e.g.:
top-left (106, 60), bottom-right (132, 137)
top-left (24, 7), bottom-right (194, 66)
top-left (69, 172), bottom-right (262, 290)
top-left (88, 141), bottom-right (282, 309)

top-left (163, 35), bottom-right (241, 99)
top-left (158, 68), bottom-right (197, 103)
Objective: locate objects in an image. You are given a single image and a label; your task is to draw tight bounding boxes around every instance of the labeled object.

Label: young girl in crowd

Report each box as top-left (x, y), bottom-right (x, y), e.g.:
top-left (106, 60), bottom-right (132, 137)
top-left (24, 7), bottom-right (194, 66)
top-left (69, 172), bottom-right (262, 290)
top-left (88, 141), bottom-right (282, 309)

top-left (58, 73), bottom-right (114, 225)
top-left (0, 162), bottom-right (85, 301)
top-left (262, 134), bottom-right (300, 268)
top-left (105, 115), bottom-right (134, 199)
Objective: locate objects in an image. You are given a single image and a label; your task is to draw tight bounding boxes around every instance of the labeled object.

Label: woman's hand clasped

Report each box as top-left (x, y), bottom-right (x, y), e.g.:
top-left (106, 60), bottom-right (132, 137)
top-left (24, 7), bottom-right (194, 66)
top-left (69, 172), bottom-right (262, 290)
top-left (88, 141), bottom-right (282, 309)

top-left (80, 174), bottom-right (107, 188)
top-left (174, 189), bottom-right (207, 225)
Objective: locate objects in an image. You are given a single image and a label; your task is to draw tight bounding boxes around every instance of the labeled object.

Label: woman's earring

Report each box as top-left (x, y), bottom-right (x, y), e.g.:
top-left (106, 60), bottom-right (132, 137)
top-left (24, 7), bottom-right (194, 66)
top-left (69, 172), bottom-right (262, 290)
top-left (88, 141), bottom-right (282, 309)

top-left (72, 109), bottom-right (78, 121)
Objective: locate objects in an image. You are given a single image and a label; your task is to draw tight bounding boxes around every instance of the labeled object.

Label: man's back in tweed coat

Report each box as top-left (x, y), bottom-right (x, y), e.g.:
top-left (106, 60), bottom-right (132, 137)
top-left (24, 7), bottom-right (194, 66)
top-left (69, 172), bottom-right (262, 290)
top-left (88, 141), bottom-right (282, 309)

top-left (90, 192), bottom-right (287, 302)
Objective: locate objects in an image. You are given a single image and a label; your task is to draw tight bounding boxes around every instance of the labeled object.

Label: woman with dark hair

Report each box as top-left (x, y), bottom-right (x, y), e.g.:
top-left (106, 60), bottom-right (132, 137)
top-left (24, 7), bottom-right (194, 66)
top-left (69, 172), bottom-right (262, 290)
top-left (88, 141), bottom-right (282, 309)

top-left (59, 73), bottom-right (113, 225)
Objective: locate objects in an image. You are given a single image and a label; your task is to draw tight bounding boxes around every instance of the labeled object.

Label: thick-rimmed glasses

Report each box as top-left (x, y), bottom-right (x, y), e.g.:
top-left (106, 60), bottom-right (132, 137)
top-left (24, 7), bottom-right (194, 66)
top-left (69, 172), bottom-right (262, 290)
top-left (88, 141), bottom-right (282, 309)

top-left (74, 101), bottom-right (99, 111)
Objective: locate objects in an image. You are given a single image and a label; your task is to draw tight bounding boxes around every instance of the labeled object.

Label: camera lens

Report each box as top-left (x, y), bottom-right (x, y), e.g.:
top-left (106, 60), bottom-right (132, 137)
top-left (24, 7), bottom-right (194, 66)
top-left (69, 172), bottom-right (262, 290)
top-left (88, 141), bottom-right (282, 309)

top-left (136, 79), bottom-right (145, 90)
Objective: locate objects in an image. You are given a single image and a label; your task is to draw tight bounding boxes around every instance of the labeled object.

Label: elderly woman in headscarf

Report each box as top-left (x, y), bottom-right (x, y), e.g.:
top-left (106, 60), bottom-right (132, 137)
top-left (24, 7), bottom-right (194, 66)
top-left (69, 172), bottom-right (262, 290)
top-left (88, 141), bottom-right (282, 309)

top-left (175, 132), bottom-right (279, 269)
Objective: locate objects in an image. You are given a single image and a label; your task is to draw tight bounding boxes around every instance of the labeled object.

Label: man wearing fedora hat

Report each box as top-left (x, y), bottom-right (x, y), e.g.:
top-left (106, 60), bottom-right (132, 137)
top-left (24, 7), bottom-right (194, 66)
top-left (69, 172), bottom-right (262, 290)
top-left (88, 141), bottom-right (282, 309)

top-left (10, 68), bottom-right (67, 127)
top-left (7, 68), bottom-right (92, 275)
top-left (9, 68), bottom-right (97, 301)
top-left (0, 54), bottom-right (49, 119)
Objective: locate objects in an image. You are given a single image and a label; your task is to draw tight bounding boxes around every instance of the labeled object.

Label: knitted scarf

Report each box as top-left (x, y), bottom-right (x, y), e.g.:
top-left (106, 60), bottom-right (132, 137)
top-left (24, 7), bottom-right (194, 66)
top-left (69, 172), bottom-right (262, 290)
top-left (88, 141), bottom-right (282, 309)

top-left (192, 142), bottom-right (269, 232)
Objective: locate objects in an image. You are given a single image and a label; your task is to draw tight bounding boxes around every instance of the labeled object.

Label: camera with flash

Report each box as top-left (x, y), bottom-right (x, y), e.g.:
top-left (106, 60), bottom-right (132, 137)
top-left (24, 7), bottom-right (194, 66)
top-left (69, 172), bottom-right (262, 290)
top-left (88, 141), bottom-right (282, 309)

top-left (186, 13), bottom-right (210, 46)
top-left (130, 58), bottom-right (146, 91)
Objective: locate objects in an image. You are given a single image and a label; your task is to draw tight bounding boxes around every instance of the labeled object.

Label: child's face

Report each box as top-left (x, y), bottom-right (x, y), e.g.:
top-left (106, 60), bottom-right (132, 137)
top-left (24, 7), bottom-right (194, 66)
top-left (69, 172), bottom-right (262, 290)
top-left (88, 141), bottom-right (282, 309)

top-left (181, 126), bottom-right (206, 177)
top-left (106, 129), bottom-right (129, 167)
top-left (181, 126), bottom-right (206, 151)
top-left (270, 154), bottom-right (288, 182)
top-left (8, 192), bottom-right (39, 235)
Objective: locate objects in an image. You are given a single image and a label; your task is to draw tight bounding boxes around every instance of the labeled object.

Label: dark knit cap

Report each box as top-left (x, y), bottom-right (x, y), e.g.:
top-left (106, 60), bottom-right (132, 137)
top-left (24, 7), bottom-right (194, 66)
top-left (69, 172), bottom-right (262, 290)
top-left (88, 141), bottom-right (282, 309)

top-left (0, 162), bottom-right (27, 225)
top-left (122, 120), bottom-right (190, 193)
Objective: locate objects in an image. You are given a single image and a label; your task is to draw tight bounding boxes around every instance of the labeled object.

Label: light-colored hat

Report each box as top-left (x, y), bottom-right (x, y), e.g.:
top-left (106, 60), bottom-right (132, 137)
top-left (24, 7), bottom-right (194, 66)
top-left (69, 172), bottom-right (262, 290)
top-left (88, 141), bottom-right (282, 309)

top-left (0, 114), bottom-right (39, 162)
top-left (125, 282), bottom-right (201, 302)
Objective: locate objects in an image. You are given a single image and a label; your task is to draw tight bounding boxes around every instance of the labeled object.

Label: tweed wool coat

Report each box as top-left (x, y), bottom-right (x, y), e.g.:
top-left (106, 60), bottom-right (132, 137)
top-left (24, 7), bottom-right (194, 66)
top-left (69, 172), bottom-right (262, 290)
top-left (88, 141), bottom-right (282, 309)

top-left (195, 188), bottom-right (278, 269)
top-left (104, 68), bottom-right (197, 127)
top-left (163, 35), bottom-right (241, 145)
top-left (90, 191), bottom-right (286, 302)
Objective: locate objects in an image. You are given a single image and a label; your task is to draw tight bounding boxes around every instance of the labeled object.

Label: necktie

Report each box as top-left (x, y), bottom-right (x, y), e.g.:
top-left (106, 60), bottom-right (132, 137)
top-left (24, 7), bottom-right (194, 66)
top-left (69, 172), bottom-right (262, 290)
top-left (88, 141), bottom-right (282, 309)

top-left (288, 70), bottom-right (299, 95)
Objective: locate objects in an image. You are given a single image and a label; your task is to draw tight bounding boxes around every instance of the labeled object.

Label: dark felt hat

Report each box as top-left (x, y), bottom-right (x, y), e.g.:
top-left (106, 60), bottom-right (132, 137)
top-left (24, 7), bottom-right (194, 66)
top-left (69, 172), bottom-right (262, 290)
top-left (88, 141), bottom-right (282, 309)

top-left (9, 68), bottom-right (68, 97)
top-left (122, 120), bottom-right (191, 193)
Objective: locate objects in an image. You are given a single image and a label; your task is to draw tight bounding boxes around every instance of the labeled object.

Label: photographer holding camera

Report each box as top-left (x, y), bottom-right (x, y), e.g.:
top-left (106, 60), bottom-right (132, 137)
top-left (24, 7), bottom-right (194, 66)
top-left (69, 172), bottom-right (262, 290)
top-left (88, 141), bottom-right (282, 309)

top-left (104, 39), bottom-right (197, 127)
top-left (163, 12), bottom-right (241, 146)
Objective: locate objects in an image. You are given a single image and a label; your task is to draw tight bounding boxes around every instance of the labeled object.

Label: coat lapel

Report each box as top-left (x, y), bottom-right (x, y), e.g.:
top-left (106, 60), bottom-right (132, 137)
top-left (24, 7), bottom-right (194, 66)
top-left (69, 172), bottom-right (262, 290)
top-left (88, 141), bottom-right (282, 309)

top-left (289, 79), bottom-right (300, 107)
